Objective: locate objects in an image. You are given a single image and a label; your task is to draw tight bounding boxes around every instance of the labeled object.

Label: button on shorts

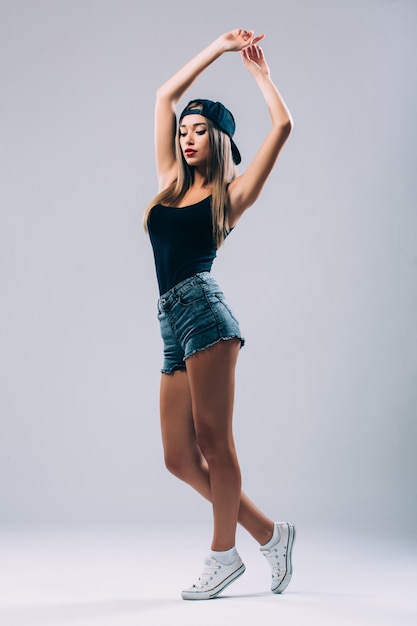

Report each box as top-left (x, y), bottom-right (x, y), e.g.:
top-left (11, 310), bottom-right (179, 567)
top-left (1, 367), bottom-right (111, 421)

top-left (157, 272), bottom-right (245, 374)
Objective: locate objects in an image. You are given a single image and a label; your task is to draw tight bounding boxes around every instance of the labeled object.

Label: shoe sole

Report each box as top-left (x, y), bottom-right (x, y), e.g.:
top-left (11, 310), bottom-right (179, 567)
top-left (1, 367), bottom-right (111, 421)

top-left (272, 522), bottom-right (296, 594)
top-left (181, 563), bottom-right (246, 600)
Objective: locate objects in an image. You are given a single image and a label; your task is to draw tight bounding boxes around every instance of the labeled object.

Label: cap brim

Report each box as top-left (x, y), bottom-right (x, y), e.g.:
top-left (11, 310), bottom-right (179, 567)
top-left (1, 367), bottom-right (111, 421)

top-left (231, 139), bottom-right (241, 165)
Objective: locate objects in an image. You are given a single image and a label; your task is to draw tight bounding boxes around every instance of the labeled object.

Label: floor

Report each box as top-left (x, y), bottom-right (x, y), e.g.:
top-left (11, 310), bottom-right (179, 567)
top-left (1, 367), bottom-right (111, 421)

top-left (1, 522), bottom-right (416, 626)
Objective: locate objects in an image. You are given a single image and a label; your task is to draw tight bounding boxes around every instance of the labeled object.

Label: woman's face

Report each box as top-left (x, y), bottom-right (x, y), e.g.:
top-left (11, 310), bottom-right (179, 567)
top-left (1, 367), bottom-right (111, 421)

top-left (179, 114), bottom-right (210, 167)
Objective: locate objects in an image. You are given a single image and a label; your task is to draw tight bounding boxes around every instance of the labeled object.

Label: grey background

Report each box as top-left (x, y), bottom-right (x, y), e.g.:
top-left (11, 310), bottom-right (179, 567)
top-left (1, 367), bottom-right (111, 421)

top-left (1, 0), bottom-right (416, 536)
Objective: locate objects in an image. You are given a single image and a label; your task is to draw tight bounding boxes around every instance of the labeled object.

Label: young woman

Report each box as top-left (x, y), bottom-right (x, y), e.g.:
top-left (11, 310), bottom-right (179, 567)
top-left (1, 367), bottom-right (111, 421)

top-left (144, 28), bottom-right (295, 600)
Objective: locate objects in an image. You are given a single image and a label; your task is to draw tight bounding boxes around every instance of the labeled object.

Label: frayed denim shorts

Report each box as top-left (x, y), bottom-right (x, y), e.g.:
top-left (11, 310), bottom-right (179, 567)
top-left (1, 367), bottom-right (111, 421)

top-left (157, 272), bottom-right (245, 374)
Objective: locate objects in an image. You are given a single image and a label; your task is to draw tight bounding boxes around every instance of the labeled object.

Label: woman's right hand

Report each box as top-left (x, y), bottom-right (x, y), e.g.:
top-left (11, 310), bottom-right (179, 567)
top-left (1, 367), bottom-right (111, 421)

top-left (219, 29), bottom-right (265, 52)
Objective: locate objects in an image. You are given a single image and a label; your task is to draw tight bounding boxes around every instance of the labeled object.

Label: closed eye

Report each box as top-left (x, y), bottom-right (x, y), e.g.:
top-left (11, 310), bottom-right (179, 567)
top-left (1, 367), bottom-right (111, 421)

top-left (179, 130), bottom-right (207, 139)
top-left (179, 122), bottom-right (208, 137)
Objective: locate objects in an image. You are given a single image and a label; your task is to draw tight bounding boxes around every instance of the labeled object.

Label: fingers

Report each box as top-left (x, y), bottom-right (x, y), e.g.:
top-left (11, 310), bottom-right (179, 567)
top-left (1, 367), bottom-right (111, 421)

top-left (236, 29), bottom-right (265, 47)
top-left (245, 43), bottom-right (264, 60)
top-left (236, 28), bottom-right (253, 42)
top-left (252, 34), bottom-right (265, 45)
top-left (241, 44), bottom-right (267, 74)
top-left (257, 46), bottom-right (264, 59)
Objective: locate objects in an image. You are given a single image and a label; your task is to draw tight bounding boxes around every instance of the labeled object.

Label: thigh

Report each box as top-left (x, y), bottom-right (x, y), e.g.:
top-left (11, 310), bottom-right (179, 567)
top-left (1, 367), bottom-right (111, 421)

top-left (185, 338), bottom-right (241, 440)
top-left (159, 370), bottom-right (197, 458)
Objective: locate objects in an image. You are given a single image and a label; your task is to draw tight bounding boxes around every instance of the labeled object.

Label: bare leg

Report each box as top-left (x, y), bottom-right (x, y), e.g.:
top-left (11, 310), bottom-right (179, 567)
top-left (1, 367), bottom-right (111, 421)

top-left (160, 343), bottom-right (274, 548)
top-left (185, 339), bottom-right (242, 551)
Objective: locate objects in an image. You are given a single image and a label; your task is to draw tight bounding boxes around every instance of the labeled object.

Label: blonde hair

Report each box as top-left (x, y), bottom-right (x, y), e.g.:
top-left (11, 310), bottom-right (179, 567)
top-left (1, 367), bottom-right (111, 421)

top-left (143, 109), bottom-right (237, 248)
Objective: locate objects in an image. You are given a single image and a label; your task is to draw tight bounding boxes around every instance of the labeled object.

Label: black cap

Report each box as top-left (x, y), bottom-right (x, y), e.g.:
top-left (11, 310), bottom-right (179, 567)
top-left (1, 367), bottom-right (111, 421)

top-left (180, 99), bottom-right (241, 165)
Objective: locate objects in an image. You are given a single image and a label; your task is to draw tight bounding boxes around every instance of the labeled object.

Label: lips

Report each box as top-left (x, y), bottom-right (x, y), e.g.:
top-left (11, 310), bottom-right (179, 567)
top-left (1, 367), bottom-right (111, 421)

top-left (184, 149), bottom-right (196, 156)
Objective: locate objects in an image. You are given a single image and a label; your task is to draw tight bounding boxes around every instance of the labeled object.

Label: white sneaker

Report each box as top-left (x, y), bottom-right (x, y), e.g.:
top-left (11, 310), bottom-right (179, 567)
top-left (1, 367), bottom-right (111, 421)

top-left (260, 522), bottom-right (296, 593)
top-left (181, 555), bottom-right (246, 600)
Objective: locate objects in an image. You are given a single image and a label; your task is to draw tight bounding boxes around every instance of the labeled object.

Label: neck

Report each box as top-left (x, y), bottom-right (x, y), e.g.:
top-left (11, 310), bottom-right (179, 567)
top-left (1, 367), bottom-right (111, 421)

top-left (192, 170), bottom-right (209, 188)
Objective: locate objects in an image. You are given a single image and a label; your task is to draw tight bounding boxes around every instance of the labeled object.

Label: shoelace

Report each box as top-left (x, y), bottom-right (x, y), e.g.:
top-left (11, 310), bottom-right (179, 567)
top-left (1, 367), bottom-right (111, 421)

top-left (261, 547), bottom-right (283, 579)
top-left (192, 558), bottom-right (222, 588)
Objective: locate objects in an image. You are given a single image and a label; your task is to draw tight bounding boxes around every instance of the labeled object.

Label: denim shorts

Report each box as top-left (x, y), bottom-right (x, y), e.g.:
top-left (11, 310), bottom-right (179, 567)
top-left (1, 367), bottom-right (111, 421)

top-left (157, 272), bottom-right (245, 374)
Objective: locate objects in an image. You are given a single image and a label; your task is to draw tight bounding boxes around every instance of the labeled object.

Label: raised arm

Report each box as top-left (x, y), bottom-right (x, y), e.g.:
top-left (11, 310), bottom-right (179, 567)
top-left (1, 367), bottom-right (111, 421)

top-left (154, 29), bottom-right (264, 191)
top-left (227, 44), bottom-right (293, 226)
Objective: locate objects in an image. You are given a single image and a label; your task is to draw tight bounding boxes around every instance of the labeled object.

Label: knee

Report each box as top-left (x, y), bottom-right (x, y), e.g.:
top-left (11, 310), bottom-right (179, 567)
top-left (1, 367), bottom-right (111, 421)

top-left (164, 451), bottom-right (185, 478)
top-left (164, 450), bottom-right (200, 481)
top-left (196, 429), bottom-right (235, 466)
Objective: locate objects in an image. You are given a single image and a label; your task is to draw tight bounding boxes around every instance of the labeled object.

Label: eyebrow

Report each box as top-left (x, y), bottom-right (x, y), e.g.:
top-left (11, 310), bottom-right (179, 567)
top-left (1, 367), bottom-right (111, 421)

top-left (179, 121), bottom-right (208, 128)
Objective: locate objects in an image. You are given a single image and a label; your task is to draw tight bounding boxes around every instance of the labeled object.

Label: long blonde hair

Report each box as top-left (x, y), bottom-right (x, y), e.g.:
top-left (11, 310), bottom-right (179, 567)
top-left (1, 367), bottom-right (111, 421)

top-left (143, 109), bottom-right (237, 248)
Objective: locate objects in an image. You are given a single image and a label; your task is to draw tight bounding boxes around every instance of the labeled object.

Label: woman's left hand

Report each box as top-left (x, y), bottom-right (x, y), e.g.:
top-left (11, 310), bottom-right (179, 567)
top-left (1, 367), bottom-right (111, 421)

top-left (241, 44), bottom-right (270, 78)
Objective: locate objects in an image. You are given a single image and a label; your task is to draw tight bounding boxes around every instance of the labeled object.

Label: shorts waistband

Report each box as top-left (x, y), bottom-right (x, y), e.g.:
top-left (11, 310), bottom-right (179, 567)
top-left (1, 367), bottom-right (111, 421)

top-left (158, 273), bottom-right (211, 311)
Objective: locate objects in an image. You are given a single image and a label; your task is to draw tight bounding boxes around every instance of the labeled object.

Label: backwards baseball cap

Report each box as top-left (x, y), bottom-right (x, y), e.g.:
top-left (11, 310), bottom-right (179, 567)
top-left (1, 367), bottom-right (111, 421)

top-left (179, 99), bottom-right (241, 165)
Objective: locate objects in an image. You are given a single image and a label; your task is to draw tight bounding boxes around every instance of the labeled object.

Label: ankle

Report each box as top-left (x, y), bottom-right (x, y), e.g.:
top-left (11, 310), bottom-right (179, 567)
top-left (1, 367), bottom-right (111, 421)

top-left (257, 522), bottom-right (275, 546)
top-left (261, 522), bottom-right (281, 549)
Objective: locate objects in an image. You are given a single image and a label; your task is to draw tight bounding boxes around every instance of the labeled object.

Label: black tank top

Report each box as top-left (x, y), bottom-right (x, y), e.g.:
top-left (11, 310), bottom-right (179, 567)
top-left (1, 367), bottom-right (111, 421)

top-left (148, 195), bottom-right (217, 295)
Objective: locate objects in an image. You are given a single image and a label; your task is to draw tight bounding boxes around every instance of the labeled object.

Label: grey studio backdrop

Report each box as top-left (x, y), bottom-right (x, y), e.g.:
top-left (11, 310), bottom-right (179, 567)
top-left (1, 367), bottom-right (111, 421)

top-left (1, 0), bottom-right (416, 537)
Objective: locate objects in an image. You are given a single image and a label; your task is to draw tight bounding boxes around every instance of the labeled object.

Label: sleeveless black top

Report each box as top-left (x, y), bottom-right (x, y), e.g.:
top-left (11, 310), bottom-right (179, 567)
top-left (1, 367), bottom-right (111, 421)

top-left (148, 195), bottom-right (217, 295)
